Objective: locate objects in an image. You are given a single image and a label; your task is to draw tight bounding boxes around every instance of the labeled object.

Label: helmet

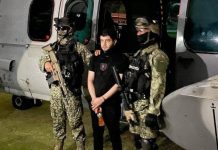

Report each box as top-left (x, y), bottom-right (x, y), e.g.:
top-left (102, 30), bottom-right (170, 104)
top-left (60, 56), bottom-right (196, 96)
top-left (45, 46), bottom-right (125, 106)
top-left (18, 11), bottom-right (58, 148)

top-left (54, 17), bottom-right (73, 39)
top-left (135, 17), bottom-right (159, 35)
top-left (54, 17), bottom-right (72, 28)
top-left (135, 17), bottom-right (150, 29)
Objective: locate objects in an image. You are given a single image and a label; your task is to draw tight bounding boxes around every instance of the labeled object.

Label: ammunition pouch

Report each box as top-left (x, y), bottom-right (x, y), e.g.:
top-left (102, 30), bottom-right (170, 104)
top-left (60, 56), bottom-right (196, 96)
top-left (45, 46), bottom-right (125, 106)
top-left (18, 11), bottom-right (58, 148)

top-left (70, 88), bottom-right (81, 97)
top-left (132, 92), bottom-right (147, 101)
top-left (46, 74), bottom-right (81, 96)
top-left (122, 90), bottom-right (148, 105)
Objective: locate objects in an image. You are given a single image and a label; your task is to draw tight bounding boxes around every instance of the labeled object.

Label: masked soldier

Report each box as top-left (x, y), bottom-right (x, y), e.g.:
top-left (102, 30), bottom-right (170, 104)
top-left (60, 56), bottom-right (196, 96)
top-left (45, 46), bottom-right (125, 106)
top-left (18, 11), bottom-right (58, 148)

top-left (123, 17), bottom-right (169, 150)
top-left (39, 17), bottom-right (91, 150)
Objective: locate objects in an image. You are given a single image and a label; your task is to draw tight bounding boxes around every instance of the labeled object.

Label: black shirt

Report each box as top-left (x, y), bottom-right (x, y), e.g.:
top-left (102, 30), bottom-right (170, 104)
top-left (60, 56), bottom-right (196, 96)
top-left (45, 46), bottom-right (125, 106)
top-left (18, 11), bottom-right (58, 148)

top-left (89, 49), bottom-right (128, 104)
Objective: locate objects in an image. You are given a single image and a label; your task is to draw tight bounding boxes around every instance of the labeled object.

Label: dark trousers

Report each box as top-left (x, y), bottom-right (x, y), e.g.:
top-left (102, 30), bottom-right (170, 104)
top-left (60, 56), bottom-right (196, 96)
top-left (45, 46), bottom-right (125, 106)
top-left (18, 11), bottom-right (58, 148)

top-left (90, 102), bottom-right (122, 150)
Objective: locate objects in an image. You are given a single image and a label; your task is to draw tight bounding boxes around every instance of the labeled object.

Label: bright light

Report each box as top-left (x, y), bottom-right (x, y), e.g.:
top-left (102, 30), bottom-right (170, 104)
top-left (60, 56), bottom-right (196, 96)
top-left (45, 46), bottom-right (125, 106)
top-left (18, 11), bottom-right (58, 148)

top-left (212, 36), bottom-right (218, 43)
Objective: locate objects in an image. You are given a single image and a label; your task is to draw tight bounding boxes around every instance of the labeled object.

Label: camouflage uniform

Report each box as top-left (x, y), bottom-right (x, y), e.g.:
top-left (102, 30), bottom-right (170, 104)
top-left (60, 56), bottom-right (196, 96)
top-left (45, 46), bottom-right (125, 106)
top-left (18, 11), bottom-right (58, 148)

top-left (39, 40), bottom-right (91, 149)
top-left (129, 43), bottom-right (169, 139)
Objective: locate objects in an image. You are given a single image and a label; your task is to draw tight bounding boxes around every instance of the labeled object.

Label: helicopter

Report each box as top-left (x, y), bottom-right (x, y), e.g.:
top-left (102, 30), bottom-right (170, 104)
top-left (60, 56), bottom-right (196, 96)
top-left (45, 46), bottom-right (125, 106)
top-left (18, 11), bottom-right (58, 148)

top-left (1, 0), bottom-right (218, 149)
top-left (162, 0), bottom-right (218, 149)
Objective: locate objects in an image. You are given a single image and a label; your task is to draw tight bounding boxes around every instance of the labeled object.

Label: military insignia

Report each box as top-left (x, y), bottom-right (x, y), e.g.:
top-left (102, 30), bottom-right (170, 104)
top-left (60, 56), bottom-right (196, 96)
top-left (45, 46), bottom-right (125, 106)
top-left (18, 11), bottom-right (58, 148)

top-left (100, 63), bottom-right (108, 71)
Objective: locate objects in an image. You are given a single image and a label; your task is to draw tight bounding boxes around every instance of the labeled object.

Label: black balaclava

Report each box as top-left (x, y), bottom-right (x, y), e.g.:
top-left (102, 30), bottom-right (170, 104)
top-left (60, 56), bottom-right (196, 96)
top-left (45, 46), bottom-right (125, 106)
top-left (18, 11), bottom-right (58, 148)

top-left (137, 31), bottom-right (158, 48)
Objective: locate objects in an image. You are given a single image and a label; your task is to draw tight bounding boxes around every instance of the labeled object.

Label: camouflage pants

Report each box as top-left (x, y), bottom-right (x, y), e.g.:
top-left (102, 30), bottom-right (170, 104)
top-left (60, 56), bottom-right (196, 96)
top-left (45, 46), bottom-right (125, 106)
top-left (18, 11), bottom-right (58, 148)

top-left (129, 99), bottom-right (158, 139)
top-left (50, 84), bottom-right (85, 143)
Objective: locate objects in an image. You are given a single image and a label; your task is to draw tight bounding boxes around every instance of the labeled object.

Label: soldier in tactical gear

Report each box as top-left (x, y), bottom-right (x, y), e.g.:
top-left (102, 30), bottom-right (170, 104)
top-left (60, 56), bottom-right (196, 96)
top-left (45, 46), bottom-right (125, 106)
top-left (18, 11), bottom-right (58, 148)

top-left (39, 17), bottom-right (92, 150)
top-left (123, 17), bottom-right (169, 150)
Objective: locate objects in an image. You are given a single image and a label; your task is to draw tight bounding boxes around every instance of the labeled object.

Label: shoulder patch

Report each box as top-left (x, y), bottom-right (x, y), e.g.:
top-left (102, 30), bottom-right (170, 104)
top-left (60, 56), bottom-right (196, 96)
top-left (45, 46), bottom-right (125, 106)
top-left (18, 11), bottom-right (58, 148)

top-left (151, 50), bottom-right (169, 72)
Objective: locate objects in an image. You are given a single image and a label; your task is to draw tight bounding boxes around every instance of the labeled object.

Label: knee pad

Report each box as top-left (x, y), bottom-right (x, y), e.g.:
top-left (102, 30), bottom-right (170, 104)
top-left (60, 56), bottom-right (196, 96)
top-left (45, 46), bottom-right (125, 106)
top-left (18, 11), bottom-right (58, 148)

top-left (142, 139), bottom-right (158, 150)
top-left (141, 139), bottom-right (151, 150)
top-left (133, 134), bottom-right (142, 149)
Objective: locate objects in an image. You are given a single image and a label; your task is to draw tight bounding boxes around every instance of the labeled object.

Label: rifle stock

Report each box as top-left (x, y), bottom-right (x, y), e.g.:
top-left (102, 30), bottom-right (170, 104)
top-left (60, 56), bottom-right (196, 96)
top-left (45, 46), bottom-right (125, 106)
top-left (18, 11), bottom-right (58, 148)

top-left (42, 44), bottom-right (68, 97)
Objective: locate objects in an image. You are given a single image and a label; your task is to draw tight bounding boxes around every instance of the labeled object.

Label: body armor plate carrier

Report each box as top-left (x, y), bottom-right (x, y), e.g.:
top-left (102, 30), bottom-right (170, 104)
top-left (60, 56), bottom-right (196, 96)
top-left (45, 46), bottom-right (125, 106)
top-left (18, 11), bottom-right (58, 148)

top-left (55, 39), bottom-right (84, 95)
top-left (123, 53), bottom-right (151, 103)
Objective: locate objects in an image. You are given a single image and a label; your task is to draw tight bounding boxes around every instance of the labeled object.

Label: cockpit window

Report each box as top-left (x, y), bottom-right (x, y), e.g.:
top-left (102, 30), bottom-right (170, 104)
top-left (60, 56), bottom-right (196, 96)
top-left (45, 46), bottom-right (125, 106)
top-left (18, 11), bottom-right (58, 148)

top-left (184, 0), bottom-right (218, 53)
top-left (28, 0), bottom-right (54, 42)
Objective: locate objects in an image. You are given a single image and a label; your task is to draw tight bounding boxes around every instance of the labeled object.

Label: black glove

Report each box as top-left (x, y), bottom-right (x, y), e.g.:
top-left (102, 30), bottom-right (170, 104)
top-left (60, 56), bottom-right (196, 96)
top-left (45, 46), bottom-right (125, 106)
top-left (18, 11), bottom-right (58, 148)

top-left (145, 113), bottom-right (159, 130)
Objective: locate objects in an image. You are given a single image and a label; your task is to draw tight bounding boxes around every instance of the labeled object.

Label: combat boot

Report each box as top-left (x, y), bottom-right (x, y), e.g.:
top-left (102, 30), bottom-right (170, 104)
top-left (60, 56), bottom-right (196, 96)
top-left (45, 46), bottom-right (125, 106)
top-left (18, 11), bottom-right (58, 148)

top-left (141, 139), bottom-right (158, 150)
top-left (54, 139), bottom-right (64, 150)
top-left (76, 140), bottom-right (85, 150)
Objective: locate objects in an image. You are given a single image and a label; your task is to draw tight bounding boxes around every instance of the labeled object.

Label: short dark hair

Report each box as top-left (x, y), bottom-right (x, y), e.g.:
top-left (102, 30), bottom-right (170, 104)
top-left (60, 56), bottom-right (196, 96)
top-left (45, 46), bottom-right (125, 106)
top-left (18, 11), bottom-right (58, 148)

top-left (100, 27), bottom-right (117, 40)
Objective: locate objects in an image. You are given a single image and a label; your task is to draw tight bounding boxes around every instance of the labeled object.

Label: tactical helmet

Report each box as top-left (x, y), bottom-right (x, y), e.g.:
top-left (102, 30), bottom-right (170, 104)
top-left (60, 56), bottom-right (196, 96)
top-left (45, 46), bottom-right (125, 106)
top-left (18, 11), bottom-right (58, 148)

top-left (135, 17), bottom-right (159, 35)
top-left (135, 17), bottom-right (150, 29)
top-left (54, 17), bottom-right (72, 28)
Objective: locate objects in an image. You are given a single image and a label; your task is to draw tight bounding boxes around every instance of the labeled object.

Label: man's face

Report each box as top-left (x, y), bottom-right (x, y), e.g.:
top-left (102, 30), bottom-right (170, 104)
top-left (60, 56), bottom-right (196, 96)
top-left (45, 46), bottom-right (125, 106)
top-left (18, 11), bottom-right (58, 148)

top-left (57, 26), bottom-right (71, 37)
top-left (100, 35), bottom-right (116, 51)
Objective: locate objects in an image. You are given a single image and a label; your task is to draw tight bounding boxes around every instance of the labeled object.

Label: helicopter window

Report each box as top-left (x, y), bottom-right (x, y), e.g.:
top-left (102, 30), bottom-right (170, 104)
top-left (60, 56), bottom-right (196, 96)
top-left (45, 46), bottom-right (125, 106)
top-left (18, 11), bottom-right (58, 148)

top-left (184, 0), bottom-right (218, 53)
top-left (65, 0), bottom-right (93, 44)
top-left (28, 0), bottom-right (54, 42)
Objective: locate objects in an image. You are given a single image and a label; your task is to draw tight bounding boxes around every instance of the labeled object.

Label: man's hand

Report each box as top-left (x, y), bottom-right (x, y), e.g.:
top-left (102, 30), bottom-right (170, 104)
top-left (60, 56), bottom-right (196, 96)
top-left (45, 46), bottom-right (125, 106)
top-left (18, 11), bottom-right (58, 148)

top-left (44, 61), bottom-right (54, 72)
top-left (94, 50), bottom-right (101, 56)
top-left (93, 107), bottom-right (102, 114)
top-left (91, 97), bottom-right (104, 111)
top-left (124, 110), bottom-right (137, 123)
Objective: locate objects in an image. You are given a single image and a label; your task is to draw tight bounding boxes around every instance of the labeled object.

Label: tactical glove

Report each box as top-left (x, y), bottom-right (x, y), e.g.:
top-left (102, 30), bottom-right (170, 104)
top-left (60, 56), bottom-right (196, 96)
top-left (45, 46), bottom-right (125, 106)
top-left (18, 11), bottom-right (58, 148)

top-left (145, 113), bottom-right (159, 130)
top-left (124, 110), bottom-right (137, 123)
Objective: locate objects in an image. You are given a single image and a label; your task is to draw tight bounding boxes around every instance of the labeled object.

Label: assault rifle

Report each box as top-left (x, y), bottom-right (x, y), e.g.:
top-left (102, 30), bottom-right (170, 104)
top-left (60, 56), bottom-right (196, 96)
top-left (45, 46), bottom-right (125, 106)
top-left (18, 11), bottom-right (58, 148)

top-left (112, 66), bottom-right (138, 125)
top-left (42, 43), bottom-right (68, 97)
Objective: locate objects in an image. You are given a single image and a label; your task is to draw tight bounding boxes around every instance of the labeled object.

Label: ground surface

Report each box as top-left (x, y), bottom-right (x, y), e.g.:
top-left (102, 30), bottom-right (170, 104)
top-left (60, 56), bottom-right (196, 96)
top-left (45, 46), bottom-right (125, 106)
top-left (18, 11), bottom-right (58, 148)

top-left (0, 91), bottom-right (184, 150)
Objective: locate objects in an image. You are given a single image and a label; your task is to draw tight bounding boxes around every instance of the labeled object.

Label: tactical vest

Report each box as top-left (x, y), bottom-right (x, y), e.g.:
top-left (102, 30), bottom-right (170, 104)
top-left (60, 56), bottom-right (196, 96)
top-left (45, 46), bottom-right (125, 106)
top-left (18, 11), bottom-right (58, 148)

top-left (123, 52), bottom-right (151, 102)
top-left (56, 39), bottom-right (84, 94)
